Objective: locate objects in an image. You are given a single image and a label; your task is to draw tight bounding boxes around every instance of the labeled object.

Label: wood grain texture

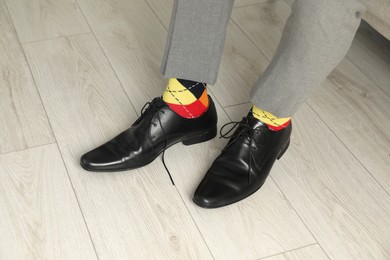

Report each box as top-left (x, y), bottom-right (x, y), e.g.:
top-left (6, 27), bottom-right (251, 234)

top-left (226, 102), bottom-right (390, 259)
top-left (211, 19), bottom-right (270, 107)
top-left (0, 144), bottom-right (97, 260)
top-left (0, 0), bottom-right (54, 154)
top-left (308, 58), bottom-right (390, 194)
top-left (347, 21), bottom-right (390, 97)
top-left (23, 34), bottom-right (212, 260)
top-left (233, 0), bottom-right (390, 196)
top-left (229, 3), bottom-right (390, 257)
top-left (159, 92), bottom-right (315, 260)
top-left (5, 0), bottom-right (90, 43)
top-left (223, 103), bottom-right (252, 121)
top-left (144, 0), bottom-right (175, 30)
top-left (231, 0), bottom-right (291, 60)
top-left (76, 0), bottom-right (168, 112)
top-left (260, 244), bottom-right (328, 260)
top-left (1, 0), bottom-right (387, 259)
top-left (274, 103), bottom-right (390, 259)
top-left (94, 1), bottom-right (316, 258)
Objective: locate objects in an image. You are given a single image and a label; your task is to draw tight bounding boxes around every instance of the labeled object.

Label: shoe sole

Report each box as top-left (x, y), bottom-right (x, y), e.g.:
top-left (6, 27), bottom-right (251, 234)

top-left (192, 181), bottom-right (266, 209)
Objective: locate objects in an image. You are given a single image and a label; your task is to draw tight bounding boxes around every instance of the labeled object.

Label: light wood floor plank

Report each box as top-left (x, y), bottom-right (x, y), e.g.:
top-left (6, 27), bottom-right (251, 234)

top-left (4, 0), bottom-right (90, 43)
top-left (76, 0), bottom-right (168, 112)
top-left (23, 34), bottom-right (212, 259)
top-left (231, 0), bottom-right (291, 60)
top-left (0, 144), bottom-right (97, 260)
top-left (223, 103), bottom-right (253, 121)
top-left (229, 3), bottom-right (390, 258)
top-left (276, 104), bottom-right (390, 259)
top-left (76, 1), bottom-right (316, 258)
top-left (308, 58), bottom-right (390, 194)
top-left (3, 0), bottom-right (386, 259)
top-left (160, 92), bottom-right (315, 260)
top-left (144, 0), bottom-right (172, 31)
top-left (232, 0), bottom-right (390, 193)
top-left (347, 21), bottom-right (390, 98)
top-left (226, 102), bottom-right (390, 259)
top-left (213, 19), bottom-right (270, 108)
top-left (260, 244), bottom-right (328, 260)
top-left (219, 18), bottom-right (279, 108)
top-left (0, 0), bottom-right (55, 154)
top-left (232, 3), bottom-right (390, 259)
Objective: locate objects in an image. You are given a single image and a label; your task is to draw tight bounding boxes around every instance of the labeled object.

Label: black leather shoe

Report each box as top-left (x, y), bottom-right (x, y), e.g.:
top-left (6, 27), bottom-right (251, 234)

top-left (80, 96), bottom-right (217, 171)
top-left (193, 115), bottom-right (291, 208)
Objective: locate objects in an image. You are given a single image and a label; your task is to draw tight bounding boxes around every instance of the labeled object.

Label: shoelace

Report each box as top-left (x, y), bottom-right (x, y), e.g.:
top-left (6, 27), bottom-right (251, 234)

top-left (137, 98), bottom-right (175, 185)
top-left (219, 119), bottom-right (259, 184)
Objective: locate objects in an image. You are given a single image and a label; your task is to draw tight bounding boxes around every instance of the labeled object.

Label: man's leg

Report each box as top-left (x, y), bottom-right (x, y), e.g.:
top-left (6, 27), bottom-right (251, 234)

top-left (80, 0), bottom-right (234, 172)
top-left (160, 0), bottom-right (234, 118)
top-left (161, 0), bottom-right (234, 85)
top-left (251, 0), bottom-right (369, 117)
top-left (194, 0), bottom-right (369, 208)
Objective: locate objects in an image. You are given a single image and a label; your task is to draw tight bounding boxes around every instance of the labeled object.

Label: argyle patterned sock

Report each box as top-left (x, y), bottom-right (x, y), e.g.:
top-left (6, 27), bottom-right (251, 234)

top-left (163, 78), bottom-right (209, 118)
top-left (250, 104), bottom-right (291, 131)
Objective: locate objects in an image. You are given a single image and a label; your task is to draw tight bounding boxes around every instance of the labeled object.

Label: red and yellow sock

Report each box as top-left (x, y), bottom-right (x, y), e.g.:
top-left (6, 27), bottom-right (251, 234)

top-left (163, 78), bottom-right (209, 118)
top-left (251, 105), bottom-right (291, 131)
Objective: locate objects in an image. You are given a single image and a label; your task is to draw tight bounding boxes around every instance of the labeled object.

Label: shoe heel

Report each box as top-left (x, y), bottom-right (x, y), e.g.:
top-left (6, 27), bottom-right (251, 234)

top-left (182, 126), bottom-right (217, 146)
top-left (277, 139), bottom-right (290, 160)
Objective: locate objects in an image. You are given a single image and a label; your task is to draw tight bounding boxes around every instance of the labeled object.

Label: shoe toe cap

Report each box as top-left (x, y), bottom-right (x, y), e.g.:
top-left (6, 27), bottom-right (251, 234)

top-left (193, 174), bottom-right (238, 208)
top-left (80, 145), bottom-right (123, 171)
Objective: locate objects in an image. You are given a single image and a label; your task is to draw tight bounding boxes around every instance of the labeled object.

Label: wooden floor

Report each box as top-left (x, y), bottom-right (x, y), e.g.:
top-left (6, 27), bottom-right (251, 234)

top-left (0, 0), bottom-right (389, 259)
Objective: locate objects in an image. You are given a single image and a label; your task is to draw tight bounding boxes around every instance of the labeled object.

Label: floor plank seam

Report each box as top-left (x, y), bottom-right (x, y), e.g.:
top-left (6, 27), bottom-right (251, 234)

top-left (1, 0), bottom-right (38, 151)
top-left (346, 56), bottom-right (390, 100)
top-left (74, 0), bottom-right (140, 118)
top-left (0, 142), bottom-right (57, 157)
top-left (2, 2), bottom-right (100, 257)
top-left (2, 0), bottom-right (56, 154)
top-left (223, 101), bottom-right (251, 109)
top-left (306, 102), bottom-right (390, 199)
top-left (73, 2), bottom-right (215, 256)
top-left (268, 176), bottom-right (332, 260)
top-left (221, 102), bottom-right (330, 259)
top-left (3, 0), bottom-right (387, 258)
top-left (53, 142), bottom-right (101, 260)
top-left (170, 179), bottom-right (216, 260)
top-left (230, 17), bottom-right (272, 62)
top-left (255, 242), bottom-right (322, 260)
top-left (234, 0), bottom-right (282, 10)
top-left (20, 31), bottom-right (93, 46)
top-left (304, 103), bottom-right (390, 257)
top-left (144, 0), bottom-right (168, 31)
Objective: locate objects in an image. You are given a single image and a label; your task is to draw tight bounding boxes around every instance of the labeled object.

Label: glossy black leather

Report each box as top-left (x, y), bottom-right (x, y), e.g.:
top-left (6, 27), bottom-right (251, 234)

top-left (193, 115), bottom-right (292, 208)
top-left (80, 96), bottom-right (217, 171)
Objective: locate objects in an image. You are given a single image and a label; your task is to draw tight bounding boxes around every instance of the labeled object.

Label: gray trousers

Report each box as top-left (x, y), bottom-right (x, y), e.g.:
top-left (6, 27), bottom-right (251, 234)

top-left (160, 0), bottom-right (369, 117)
